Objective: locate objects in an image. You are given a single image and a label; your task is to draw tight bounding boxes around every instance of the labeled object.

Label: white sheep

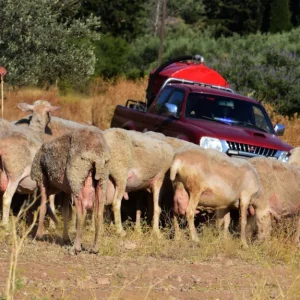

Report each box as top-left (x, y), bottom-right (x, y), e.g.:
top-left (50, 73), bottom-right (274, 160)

top-left (103, 128), bottom-right (174, 236)
top-left (288, 147), bottom-right (300, 167)
top-left (248, 157), bottom-right (300, 244)
top-left (0, 101), bottom-right (60, 227)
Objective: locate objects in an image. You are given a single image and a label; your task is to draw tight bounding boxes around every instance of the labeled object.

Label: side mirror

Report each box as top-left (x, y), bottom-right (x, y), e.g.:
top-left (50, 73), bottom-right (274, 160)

top-left (274, 123), bottom-right (285, 136)
top-left (161, 103), bottom-right (179, 118)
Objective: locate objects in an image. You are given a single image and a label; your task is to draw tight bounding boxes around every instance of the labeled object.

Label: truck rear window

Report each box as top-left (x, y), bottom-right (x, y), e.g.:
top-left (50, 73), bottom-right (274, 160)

top-left (185, 93), bottom-right (274, 133)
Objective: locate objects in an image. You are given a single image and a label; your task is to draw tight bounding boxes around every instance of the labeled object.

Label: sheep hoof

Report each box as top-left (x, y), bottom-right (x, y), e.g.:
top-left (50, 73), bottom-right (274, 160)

top-left (191, 236), bottom-right (199, 242)
top-left (174, 234), bottom-right (181, 241)
top-left (90, 247), bottom-right (99, 254)
top-left (117, 229), bottom-right (126, 237)
top-left (68, 248), bottom-right (77, 256)
top-left (241, 242), bottom-right (249, 249)
top-left (63, 238), bottom-right (72, 246)
top-left (74, 248), bottom-right (82, 255)
top-left (35, 234), bottom-right (44, 241)
top-left (152, 230), bottom-right (163, 239)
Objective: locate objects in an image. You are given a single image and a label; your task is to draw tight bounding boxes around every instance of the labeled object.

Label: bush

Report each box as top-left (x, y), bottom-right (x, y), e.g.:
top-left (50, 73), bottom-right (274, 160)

top-left (124, 27), bottom-right (300, 116)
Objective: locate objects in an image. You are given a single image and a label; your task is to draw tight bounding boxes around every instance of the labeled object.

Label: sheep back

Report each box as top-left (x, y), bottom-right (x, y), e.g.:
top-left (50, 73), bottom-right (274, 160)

top-left (66, 128), bottom-right (110, 194)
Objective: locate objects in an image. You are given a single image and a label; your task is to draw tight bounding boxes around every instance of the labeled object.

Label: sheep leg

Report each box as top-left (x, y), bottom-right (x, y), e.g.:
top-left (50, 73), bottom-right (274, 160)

top-left (173, 214), bottom-right (181, 241)
top-left (70, 204), bottom-right (76, 233)
top-left (254, 191), bottom-right (271, 243)
top-left (1, 180), bottom-right (19, 227)
top-left (255, 209), bottom-right (271, 242)
top-left (151, 178), bottom-right (164, 236)
top-left (62, 194), bottom-right (71, 244)
top-left (293, 216), bottom-right (300, 245)
top-left (35, 181), bottom-right (48, 240)
top-left (48, 194), bottom-right (56, 229)
top-left (135, 197), bottom-right (142, 233)
top-left (216, 208), bottom-right (231, 238)
top-left (239, 192), bottom-right (252, 248)
top-left (186, 192), bottom-right (201, 242)
top-left (91, 183), bottom-right (104, 253)
top-left (73, 195), bottom-right (87, 253)
top-left (112, 183), bottom-right (126, 237)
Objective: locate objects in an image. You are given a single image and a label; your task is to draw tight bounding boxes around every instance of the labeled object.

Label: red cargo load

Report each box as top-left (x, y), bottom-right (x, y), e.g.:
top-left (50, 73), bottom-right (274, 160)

top-left (149, 62), bottom-right (231, 101)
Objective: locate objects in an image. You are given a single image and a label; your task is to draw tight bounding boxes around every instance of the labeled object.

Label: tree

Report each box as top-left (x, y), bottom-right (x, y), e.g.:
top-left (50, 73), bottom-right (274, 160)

top-left (203, 0), bottom-right (266, 36)
top-left (269, 0), bottom-right (292, 33)
top-left (0, 0), bottom-right (100, 87)
top-left (93, 34), bottom-right (130, 78)
top-left (167, 0), bottom-right (205, 25)
top-left (79, 0), bottom-right (146, 41)
top-left (290, 0), bottom-right (300, 27)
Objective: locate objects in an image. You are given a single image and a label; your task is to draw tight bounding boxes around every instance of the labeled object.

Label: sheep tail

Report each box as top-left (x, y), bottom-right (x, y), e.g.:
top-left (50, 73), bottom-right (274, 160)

top-left (170, 158), bottom-right (181, 181)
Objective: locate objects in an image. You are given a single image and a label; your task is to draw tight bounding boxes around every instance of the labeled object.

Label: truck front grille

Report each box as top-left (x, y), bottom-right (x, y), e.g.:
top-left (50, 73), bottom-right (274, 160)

top-left (227, 141), bottom-right (277, 158)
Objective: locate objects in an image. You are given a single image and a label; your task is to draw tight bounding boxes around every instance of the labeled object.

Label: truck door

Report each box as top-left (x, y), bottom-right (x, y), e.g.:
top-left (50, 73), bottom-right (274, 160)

top-left (149, 87), bottom-right (187, 138)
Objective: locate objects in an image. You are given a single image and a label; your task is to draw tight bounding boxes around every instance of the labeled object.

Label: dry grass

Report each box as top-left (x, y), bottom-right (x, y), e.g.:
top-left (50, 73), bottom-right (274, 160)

top-left (264, 103), bottom-right (300, 147)
top-left (91, 77), bottom-right (147, 129)
top-left (1, 215), bottom-right (300, 299)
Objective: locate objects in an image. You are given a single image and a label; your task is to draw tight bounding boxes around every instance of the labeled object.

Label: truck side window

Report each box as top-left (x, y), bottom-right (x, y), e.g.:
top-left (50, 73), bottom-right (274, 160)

top-left (154, 87), bottom-right (173, 113)
top-left (253, 106), bottom-right (269, 132)
top-left (166, 90), bottom-right (184, 107)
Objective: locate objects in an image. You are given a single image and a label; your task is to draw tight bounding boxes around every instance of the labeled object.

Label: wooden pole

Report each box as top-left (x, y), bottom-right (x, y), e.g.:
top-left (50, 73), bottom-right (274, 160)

top-left (158, 0), bottom-right (167, 66)
top-left (1, 75), bottom-right (3, 119)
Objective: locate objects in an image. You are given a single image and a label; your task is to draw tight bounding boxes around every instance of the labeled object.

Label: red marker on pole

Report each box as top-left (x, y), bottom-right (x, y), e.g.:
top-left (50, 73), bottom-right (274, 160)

top-left (0, 66), bottom-right (7, 119)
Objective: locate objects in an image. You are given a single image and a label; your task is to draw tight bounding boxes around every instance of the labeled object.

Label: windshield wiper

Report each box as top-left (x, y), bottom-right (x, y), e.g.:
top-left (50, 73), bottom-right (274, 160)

top-left (235, 121), bottom-right (269, 133)
top-left (198, 115), bottom-right (232, 126)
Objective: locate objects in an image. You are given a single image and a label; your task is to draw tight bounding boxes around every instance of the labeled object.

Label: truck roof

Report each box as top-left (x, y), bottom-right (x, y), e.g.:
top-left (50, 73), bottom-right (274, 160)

top-left (168, 83), bottom-right (259, 105)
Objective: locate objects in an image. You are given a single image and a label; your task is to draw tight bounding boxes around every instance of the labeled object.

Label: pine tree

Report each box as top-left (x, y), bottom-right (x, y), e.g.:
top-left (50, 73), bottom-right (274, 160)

top-left (269, 0), bottom-right (292, 33)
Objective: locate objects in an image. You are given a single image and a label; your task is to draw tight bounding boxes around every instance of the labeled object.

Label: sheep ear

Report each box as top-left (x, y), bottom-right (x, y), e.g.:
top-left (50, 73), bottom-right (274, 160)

top-left (288, 148), bottom-right (294, 157)
top-left (17, 103), bottom-right (34, 112)
top-left (47, 106), bottom-right (60, 114)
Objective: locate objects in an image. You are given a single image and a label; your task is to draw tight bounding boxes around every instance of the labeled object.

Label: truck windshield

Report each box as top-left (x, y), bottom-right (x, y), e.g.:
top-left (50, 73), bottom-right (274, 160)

top-left (185, 93), bottom-right (274, 133)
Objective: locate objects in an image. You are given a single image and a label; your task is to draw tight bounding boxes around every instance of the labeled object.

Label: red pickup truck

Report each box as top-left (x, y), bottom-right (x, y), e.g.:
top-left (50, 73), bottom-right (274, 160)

top-left (111, 55), bottom-right (292, 161)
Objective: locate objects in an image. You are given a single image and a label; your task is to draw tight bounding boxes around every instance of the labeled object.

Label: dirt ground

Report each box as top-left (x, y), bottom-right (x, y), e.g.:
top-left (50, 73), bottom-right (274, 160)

top-left (1, 228), bottom-right (300, 300)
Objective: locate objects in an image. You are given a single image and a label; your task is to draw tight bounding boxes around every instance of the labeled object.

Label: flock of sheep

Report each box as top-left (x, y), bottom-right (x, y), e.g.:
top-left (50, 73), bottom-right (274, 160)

top-left (1, 100), bottom-right (300, 254)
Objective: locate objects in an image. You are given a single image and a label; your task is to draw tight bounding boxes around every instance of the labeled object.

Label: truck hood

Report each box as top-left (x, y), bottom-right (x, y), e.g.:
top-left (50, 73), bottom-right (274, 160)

top-left (186, 119), bottom-right (292, 151)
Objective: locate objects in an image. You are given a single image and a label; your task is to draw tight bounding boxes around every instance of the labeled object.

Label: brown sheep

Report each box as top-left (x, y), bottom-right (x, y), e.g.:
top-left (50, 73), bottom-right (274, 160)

top-left (13, 113), bottom-right (94, 227)
top-left (31, 127), bottom-right (110, 253)
top-left (170, 147), bottom-right (271, 247)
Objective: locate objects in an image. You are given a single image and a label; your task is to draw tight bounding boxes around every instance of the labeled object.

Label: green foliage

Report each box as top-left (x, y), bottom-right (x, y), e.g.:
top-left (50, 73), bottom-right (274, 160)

top-left (79, 0), bottom-right (146, 41)
top-left (94, 34), bottom-right (130, 79)
top-left (0, 0), bottom-right (100, 87)
top-left (125, 27), bottom-right (300, 115)
top-left (269, 0), bottom-right (292, 33)
top-left (203, 0), bottom-right (266, 36)
top-left (168, 0), bottom-right (205, 25)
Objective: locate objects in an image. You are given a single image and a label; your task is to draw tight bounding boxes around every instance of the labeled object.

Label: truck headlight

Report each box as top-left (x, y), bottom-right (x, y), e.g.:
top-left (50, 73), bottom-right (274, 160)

top-left (277, 151), bottom-right (289, 163)
top-left (200, 137), bottom-right (227, 152)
